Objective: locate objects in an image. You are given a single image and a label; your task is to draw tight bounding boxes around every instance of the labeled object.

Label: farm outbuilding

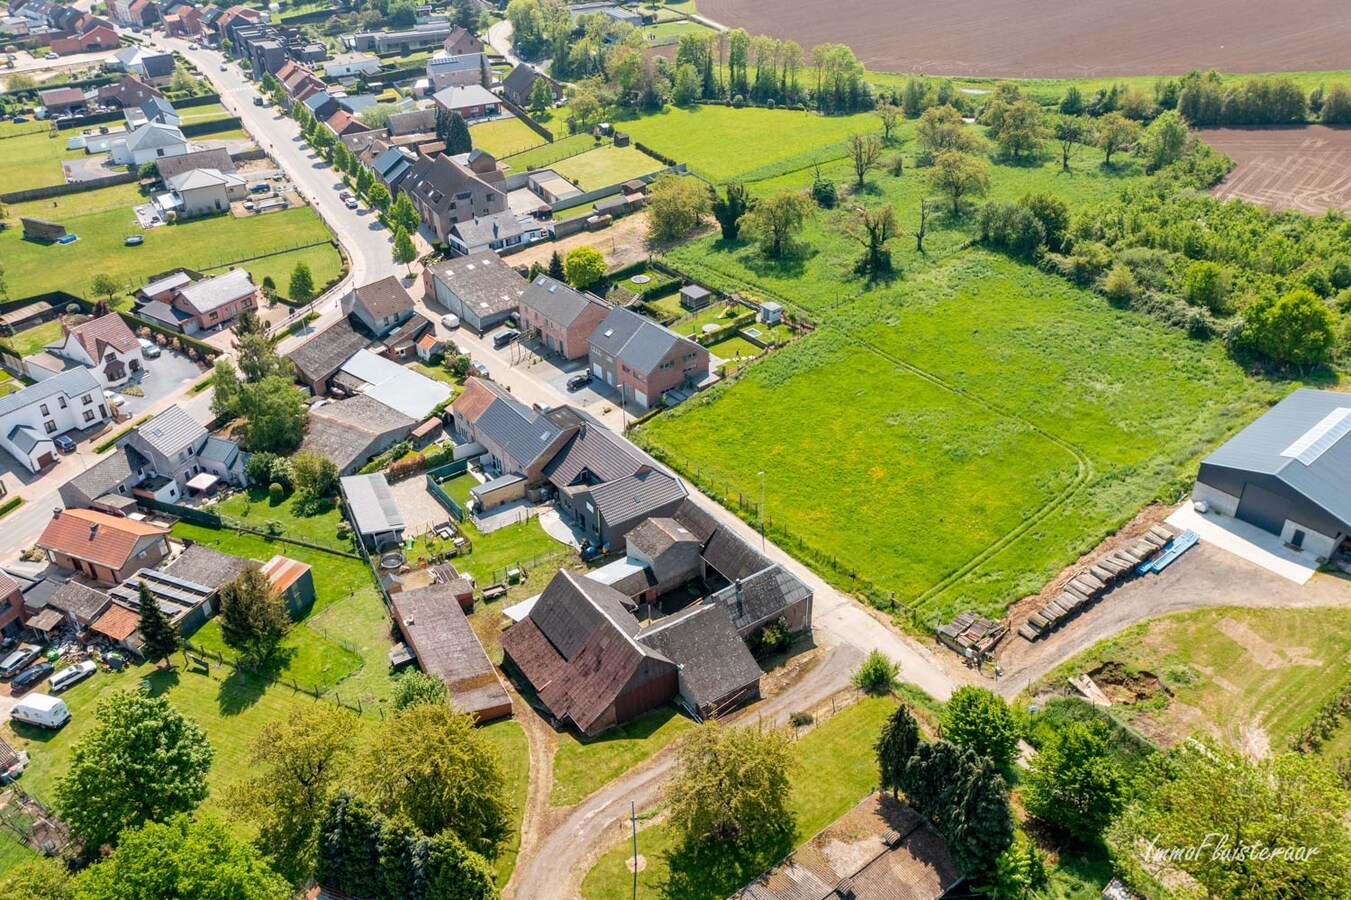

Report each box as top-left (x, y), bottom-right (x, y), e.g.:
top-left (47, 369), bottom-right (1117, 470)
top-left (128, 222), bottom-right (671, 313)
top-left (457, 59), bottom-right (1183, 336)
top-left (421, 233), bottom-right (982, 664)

top-left (1193, 389), bottom-right (1351, 561)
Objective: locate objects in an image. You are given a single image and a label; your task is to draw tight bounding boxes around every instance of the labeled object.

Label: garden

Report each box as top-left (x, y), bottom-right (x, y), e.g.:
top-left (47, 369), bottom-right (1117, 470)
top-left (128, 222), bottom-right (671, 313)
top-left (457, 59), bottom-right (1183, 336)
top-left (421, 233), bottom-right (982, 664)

top-left (469, 115), bottom-right (548, 158)
top-left (550, 144), bottom-right (664, 191)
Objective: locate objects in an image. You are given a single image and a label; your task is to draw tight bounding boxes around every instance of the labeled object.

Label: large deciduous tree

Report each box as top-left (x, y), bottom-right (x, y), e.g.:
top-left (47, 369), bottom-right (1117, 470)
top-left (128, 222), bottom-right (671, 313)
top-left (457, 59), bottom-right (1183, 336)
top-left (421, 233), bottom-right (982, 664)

top-left (646, 174), bottom-right (712, 242)
top-left (55, 691), bottom-right (212, 849)
top-left (712, 183), bottom-right (753, 241)
top-left (237, 376), bottom-right (307, 453)
top-left (563, 245), bottom-right (606, 289)
top-left (928, 151), bottom-right (989, 213)
top-left (916, 105), bottom-right (984, 156)
top-left (667, 722), bottom-right (796, 845)
top-left (943, 686), bottom-right (1019, 767)
top-left (1023, 720), bottom-right (1127, 842)
top-left (219, 565), bottom-right (292, 667)
top-left (847, 203), bottom-right (902, 279)
top-left (744, 190), bottom-right (814, 257)
top-left (1236, 288), bottom-right (1338, 370)
top-left (847, 132), bottom-right (883, 186)
top-left (1094, 111), bottom-right (1143, 166)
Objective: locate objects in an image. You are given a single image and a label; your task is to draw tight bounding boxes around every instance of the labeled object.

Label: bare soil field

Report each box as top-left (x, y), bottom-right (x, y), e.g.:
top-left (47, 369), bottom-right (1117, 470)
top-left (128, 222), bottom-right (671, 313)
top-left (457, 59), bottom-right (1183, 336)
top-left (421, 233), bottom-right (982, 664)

top-left (1201, 126), bottom-right (1351, 214)
top-left (698, 0), bottom-right (1351, 77)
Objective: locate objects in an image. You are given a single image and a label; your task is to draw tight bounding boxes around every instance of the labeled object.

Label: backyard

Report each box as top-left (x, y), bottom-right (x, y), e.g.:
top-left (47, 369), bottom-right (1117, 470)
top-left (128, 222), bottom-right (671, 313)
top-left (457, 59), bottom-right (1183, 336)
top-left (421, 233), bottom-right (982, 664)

top-left (550, 145), bottom-right (663, 192)
top-left (0, 128), bottom-right (91, 191)
top-left (208, 487), bottom-right (351, 552)
top-left (501, 133), bottom-right (598, 173)
top-left (551, 706), bottom-right (695, 807)
top-left (0, 184), bottom-right (342, 302)
top-left (470, 115), bottom-right (547, 158)
top-left (5, 318), bottom-right (64, 357)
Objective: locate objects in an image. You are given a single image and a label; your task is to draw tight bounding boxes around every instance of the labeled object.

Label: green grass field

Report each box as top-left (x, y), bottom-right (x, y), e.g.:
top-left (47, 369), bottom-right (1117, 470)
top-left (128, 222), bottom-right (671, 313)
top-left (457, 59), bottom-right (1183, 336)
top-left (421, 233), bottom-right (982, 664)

top-left (0, 129), bottom-right (85, 190)
top-left (209, 488), bottom-right (350, 552)
top-left (7, 318), bottom-right (63, 357)
top-left (471, 115), bottom-right (547, 158)
top-left (642, 19), bottom-right (716, 46)
top-left (483, 720), bottom-right (530, 886)
top-left (550, 144), bottom-right (664, 191)
top-left (1, 185), bottom-right (342, 302)
top-left (581, 695), bottom-right (899, 899)
top-left (551, 707), bottom-right (695, 807)
top-left (455, 517), bottom-right (572, 586)
top-left (501, 133), bottom-right (598, 173)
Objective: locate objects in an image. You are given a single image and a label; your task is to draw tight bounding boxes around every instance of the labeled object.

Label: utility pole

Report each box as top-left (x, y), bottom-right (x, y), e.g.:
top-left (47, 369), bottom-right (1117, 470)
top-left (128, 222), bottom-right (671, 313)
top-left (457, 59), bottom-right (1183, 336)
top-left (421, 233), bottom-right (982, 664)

top-left (630, 800), bottom-right (639, 900)
top-left (758, 470), bottom-right (766, 553)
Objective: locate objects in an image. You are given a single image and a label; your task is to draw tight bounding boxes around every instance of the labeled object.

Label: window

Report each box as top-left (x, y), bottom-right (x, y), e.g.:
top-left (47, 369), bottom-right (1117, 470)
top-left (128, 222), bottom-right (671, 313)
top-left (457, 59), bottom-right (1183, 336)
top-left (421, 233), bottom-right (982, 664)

top-left (40, 403), bottom-right (49, 416)
top-left (82, 393), bottom-right (92, 405)
top-left (83, 410), bottom-right (95, 423)
top-left (58, 396), bottom-right (67, 409)
top-left (43, 420), bottom-right (57, 434)
top-left (683, 352), bottom-right (698, 361)
top-left (104, 351), bottom-right (116, 362)
top-left (659, 360), bottom-right (674, 370)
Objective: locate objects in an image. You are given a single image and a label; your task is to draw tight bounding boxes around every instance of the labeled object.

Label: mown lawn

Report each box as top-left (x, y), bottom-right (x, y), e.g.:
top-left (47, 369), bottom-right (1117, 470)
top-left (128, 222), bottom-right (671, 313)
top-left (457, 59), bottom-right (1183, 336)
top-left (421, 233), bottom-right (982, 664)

top-left (551, 707), bottom-right (695, 807)
top-left (470, 115), bottom-right (546, 158)
top-left (581, 695), bottom-right (898, 899)
top-left (501, 133), bottom-right (598, 172)
top-left (1039, 607), bottom-right (1351, 754)
top-left (6, 318), bottom-right (64, 357)
top-left (455, 517), bottom-right (573, 586)
top-left (0, 129), bottom-right (84, 190)
top-left (1, 186), bottom-right (341, 302)
top-left (483, 720), bottom-right (530, 887)
top-left (551, 145), bottom-right (663, 191)
top-left (209, 487), bottom-right (349, 552)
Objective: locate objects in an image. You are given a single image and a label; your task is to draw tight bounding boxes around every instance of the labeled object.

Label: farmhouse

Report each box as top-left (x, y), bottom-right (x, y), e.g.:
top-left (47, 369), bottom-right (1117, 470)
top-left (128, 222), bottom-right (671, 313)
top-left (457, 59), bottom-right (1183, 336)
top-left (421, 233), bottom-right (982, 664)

top-left (587, 306), bottom-right (711, 408)
top-left (36, 508), bottom-right (171, 585)
top-left (1193, 388), bottom-right (1351, 560)
top-left (44, 313), bottom-right (144, 387)
top-left (390, 582), bottom-right (512, 722)
top-left (422, 251), bottom-right (525, 333)
top-left (517, 275), bottom-right (611, 360)
top-left (340, 472), bottom-right (406, 551)
top-left (0, 368), bottom-right (111, 472)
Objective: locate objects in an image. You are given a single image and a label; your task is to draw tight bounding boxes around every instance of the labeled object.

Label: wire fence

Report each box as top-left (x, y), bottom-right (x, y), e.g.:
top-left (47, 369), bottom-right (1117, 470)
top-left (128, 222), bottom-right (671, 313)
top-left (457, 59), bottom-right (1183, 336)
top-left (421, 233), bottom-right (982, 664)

top-left (180, 638), bottom-right (380, 718)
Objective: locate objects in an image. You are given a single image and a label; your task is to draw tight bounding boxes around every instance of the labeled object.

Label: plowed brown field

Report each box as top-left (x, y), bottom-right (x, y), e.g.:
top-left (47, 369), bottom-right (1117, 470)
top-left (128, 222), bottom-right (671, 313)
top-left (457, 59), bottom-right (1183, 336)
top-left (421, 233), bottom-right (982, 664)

top-left (698, 0), bottom-right (1351, 78)
top-left (1202, 126), bottom-right (1351, 214)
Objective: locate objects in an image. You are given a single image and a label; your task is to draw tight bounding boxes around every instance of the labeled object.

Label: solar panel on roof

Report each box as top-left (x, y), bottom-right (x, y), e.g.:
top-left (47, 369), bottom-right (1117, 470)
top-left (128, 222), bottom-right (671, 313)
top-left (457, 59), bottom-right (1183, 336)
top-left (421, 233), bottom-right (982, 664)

top-left (1281, 407), bottom-right (1351, 465)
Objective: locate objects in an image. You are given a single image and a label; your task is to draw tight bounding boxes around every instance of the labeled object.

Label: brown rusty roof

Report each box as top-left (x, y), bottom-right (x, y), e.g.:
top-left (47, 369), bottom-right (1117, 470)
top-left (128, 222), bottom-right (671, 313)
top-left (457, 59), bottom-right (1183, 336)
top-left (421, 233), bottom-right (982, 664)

top-left (391, 582), bottom-right (510, 721)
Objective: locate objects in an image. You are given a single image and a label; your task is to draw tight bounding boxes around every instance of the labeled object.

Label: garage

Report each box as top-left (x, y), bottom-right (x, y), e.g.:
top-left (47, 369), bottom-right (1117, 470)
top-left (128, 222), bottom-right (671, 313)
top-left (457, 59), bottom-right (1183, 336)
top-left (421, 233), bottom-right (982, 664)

top-left (1193, 389), bottom-right (1351, 561)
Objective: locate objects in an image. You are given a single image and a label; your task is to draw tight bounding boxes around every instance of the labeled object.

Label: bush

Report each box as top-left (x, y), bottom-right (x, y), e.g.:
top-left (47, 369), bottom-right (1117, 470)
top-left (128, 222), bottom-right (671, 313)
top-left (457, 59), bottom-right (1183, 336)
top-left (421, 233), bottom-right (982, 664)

top-left (748, 617), bottom-right (791, 656)
top-left (852, 649), bottom-right (899, 694)
top-left (810, 171), bottom-right (837, 209)
top-left (268, 482), bottom-right (285, 504)
top-left (974, 202), bottom-right (1045, 255)
top-left (788, 712), bottom-right (814, 728)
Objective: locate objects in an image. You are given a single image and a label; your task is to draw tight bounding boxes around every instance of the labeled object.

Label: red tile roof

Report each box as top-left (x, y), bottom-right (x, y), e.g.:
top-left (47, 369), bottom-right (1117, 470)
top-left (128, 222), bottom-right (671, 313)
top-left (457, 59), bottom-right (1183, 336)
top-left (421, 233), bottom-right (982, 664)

top-left (37, 508), bottom-right (169, 570)
top-left (91, 601), bottom-right (140, 640)
top-left (67, 313), bottom-right (139, 360)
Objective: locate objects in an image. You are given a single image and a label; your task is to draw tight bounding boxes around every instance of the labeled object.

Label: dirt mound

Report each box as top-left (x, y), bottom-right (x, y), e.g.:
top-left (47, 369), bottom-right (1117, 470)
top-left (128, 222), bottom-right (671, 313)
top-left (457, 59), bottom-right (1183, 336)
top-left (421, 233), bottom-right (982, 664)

top-left (1088, 662), bottom-right (1171, 705)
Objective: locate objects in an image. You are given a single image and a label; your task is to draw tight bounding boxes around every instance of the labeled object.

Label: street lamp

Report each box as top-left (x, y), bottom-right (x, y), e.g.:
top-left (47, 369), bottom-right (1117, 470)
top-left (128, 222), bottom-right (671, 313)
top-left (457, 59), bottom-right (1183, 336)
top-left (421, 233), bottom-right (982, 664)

top-left (758, 470), bottom-right (766, 553)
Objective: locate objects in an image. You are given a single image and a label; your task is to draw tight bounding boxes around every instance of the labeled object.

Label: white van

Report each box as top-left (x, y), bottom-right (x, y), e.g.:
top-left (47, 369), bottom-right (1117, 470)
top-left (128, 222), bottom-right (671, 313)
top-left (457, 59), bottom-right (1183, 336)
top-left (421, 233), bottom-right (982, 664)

top-left (49, 660), bottom-right (96, 693)
top-left (10, 694), bottom-right (71, 729)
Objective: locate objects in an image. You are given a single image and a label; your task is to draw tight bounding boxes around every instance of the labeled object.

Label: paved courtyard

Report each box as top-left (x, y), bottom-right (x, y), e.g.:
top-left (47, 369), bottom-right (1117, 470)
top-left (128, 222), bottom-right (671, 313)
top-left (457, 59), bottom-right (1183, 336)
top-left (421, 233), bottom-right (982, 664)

top-left (114, 348), bottom-right (207, 418)
top-left (386, 472), bottom-right (452, 538)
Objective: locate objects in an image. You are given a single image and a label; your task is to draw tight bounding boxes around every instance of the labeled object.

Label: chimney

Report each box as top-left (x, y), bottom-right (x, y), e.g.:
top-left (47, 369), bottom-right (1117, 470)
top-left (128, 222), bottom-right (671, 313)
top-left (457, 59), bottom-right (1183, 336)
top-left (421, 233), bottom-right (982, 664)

top-left (89, 522), bottom-right (100, 538)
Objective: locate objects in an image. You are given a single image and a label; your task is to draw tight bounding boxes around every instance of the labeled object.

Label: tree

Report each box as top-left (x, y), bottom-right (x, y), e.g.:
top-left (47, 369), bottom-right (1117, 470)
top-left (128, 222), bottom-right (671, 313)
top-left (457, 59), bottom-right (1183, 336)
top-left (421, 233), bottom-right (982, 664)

top-left (1054, 114), bottom-right (1089, 172)
top-left (847, 132), bottom-right (883, 186)
top-left (987, 835), bottom-right (1049, 900)
top-left (546, 249), bottom-right (565, 281)
top-left (54, 691), bottom-right (212, 848)
top-left (1018, 192), bottom-right (1070, 252)
top-left (1237, 288), bottom-right (1338, 370)
top-left (847, 204), bottom-right (901, 278)
top-left (0, 857), bottom-right (73, 899)
top-left (916, 104), bottom-right (984, 156)
top-left (529, 76), bottom-right (554, 114)
top-left (1095, 111), bottom-right (1143, 165)
top-left (290, 450), bottom-right (339, 505)
top-left (367, 182), bottom-right (391, 212)
top-left (744, 189), bottom-right (814, 257)
top-left (358, 703), bottom-right (511, 855)
top-left (563, 245), bottom-right (606, 289)
top-left (1023, 721), bottom-right (1126, 842)
top-left (994, 100), bottom-right (1048, 159)
top-left (1108, 742), bottom-right (1351, 899)
top-left (209, 357), bottom-right (241, 420)
top-left (392, 226), bottom-right (417, 273)
top-left (672, 62), bottom-right (700, 106)
top-left (389, 192), bottom-right (419, 234)
top-left (667, 722), bottom-right (796, 845)
top-left (1060, 84), bottom-right (1085, 115)
top-left (916, 198), bottom-right (931, 252)
top-left (356, 165), bottom-right (373, 195)
top-left (711, 183), bottom-right (753, 241)
top-left (77, 814), bottom-right (289, 900)
top-left (944, 686), bottom-right (1019, 767)
top-left (928, 151), bottom-right (989, 213)
top-left (901, 76), bottom-right (929, 116)
top-left (288, 261), bottom-right (316, 303)
top-left (647, 174), bottom-right (712, 242)
top-left (219, 565), bottom-right (292, 666)
top-left (392, 669), bottom-right (448, 709)
top-left (876, 703), bottom-right (921, 798)
top-left (237, 376), bottom-right (307, 453)
top-left (136, 581), bottom-right (180, 666)
top-left (436, 108), bottom-right (472, 154)
top-left (1323, 83), bottom-right (1351, 124)
top-left (900, 741), bottom-right (1014, 876)
top-left (1182, 260), bottom-right (1231, 313)
top-left (233, 327), bottom-right (290, 384)
top-left (1138, 109), bottom-right (1190, 171)
top-left (876, 101), bottom-right (901, 143)
top-left (224, 705), bottom-right (358, 885)
top-left (5, 72), bottom-right (36, 91)
top-left (89, 273), bottom-right (120, 305)
top-left (170, 62), bottom-right (195, 94)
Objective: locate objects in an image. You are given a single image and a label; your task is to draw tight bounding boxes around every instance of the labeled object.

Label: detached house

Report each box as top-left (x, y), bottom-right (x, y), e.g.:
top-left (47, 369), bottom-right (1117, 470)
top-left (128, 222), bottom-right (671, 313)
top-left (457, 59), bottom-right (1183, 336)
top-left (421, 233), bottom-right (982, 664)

top-left (442, 25), bottom-right (483, 56)
top-left (36, 508), bottom-right (171, 585)
top-left (44, 313), bottom-right (144, 387)
top-left (500, 63), bottom-right (562, 106)
top-left (342, 276), bottom-right (416, 339)
top-left (432, 84), bottom-right (502, 120)
top-left (138, 268), bottom-right (258, 334)
top-left (121, 403), bottom-right (246, 498)
top-left (448, 211), bottom-right (541, 257)
top-left (588, 306), bottom-right (710, 408)
top-left (109, 122), bottom-right (191, 167)
top-left (97, 74), bottom-right (163, 109)
top-left (404, 154), bottom-right (507, 244)
top-left (426, 50), bottom-right (489, 91)
top-left (518, 275), bottom-right (610, 360)
top-left (158, 167), bottom-right (248, 218)
top-left (0, 369), bottom-right (110, 472)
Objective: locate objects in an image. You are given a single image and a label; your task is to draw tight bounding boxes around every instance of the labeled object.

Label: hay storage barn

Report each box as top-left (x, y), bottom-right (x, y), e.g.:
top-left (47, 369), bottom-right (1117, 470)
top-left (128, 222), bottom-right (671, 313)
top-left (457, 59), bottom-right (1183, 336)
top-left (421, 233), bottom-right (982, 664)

top-left (1193, 388), bottom-right (1351, 560)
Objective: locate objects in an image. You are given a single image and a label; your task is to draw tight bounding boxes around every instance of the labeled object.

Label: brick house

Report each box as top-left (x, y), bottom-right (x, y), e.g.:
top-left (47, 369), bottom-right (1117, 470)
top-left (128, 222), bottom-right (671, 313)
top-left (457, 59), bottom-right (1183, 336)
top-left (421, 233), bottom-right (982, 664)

top-left (36, 508), bottom-right (171, 585)
top-left (587, 306), bottom-right (710, 408)
top-left (168, 269), bottom-right (259, 334)
top-left (518, 275), bottom-right (611, 360)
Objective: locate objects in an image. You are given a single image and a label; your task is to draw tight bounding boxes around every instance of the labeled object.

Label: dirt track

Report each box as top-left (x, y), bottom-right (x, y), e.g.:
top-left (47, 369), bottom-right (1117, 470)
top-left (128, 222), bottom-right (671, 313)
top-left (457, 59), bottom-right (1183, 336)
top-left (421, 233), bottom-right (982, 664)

top-left (698, 0), bottom-right (1351, 78)
top-left (1201, 126), bottom-right (1351, 214)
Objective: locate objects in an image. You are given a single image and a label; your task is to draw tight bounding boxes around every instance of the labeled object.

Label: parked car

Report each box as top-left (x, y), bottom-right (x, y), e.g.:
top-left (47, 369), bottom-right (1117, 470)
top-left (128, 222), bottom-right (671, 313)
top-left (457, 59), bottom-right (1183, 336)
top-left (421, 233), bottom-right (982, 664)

top-left (12, 661), bottom-right (54, 691)
top-left (124, 234), bottom-right (144, 246)
top-left (11, 114), bottom-right (27, 123)
top-left (53, 434), bottom-right (76, 453)
top-left (492, 328), bottom-right (520, 348)
top-left (138, 337), bottom-right (160, 358)
top-left (0, 644), bottom-right (43, 679)
top-left (469, 360), bottom-right (489, 378)
top-left (50, 660), bottom-right (96, 692)
top-left (103, 390), bottom-right (126, 408)
top-left (252, 95), bottom-right (264, 106)
top-left (10, 694), bottom-right (70, 729)
top-left (338, 189), bottom-right (351, 199)
top-left (44, 51), bottom-right (59, 60)
top-left (220, 63), bottom-right (227, 71)
top-left (249, 183), bottom-right (270, 193)
top-left (440, 314), bottom-right (460, 329)
top-left (345, 197), bottom-right (359, 209)
top-left (566, 372), bottom-right (593, 391)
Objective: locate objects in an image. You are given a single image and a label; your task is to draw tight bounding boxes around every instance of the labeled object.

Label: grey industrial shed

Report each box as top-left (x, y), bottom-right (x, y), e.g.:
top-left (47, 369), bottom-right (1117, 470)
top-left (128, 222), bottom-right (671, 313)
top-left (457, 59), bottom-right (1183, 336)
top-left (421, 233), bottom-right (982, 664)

top-left (1193, 388), bottom-right (1351, 560)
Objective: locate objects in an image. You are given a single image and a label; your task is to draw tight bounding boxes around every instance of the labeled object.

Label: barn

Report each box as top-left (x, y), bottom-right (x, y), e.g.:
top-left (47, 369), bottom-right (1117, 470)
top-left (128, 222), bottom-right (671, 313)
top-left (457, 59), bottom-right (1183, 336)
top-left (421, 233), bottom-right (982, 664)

top-left (1193, 389), bottom-right (1351, 560)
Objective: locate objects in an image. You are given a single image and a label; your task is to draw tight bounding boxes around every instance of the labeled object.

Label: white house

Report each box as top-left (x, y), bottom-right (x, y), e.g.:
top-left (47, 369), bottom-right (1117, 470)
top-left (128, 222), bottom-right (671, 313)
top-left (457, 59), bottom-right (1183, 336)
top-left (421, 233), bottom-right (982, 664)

top-left (124, 96), bottom-right (180, 129)
top-left (44, 313), bottom-right (144, 387)
top-left (156, 167), bottom-right (248, 218)
top-left (448, 211), bottom-right (543, 257)
top-left (325, 52), bottom-right (382, 79)
top-left (109, 122), bottom-right (190, 167)
top-left (0, 368), bottom-right (111, 472)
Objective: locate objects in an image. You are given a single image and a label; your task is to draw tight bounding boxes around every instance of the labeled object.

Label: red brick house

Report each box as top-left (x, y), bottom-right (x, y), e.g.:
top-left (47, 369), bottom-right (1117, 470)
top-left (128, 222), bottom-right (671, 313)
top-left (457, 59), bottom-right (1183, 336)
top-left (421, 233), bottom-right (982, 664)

top-left (51, 22), bottom-right (119, 55)
top-left (0, 573), bottom-right (23, 637)
top-left (36, 508), bottom-right (171, 585)
top-left (518, 275), bottom-right (611, 360)
top-left (587, 306), bottom-right (710, 408)
top-left (142, 268), bottom-right (258, 334)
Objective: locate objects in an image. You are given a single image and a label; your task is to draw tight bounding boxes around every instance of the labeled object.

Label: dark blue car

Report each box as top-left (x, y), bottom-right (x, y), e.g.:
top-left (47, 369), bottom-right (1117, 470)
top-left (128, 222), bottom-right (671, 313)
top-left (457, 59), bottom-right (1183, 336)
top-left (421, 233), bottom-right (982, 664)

top-left (12, 661), bottom-right (54, 691)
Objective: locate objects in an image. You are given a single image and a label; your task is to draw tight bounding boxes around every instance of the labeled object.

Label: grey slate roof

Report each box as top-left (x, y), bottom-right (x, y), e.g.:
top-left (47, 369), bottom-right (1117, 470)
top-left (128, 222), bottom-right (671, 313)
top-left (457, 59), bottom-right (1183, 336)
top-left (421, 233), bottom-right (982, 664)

top-left (135, 404), bottom-right (206, 458)
top-left (164, 543), bottom-right (253, 590)
top-left (386, 108), bottom-right (436, 135)
top-left (708, 564), bottom-right (812, 632)
top-left (289, 318), bottom-right (369, 385)
top-left (8, 425), bottom-right (45, 454)
top-left (198, 436), bottom-right (241, 466)
top-left (590, 306), bottom-right (697, 374)
top-left (452, 211), bottom-right (523, 248)
top-left (176, 268), bottom-right (255, 315)
top-left (520, 275), bottom-right (606, 327)
top-left (471, 380), bottom-right (566, 470)
top-left (350, 276), bottom-right (414, 323)
top-left (542, 407), bottom-right (649, 487)
top-left (0, 367), bottom-right (100, 418)
top-left (314, 394), bottom-right (417, 435)
top-left (1201, 388), bottom-right (1351, 527)
top-left (587, 467), bottom-right (687, 525)
top-left (638, 602), bottom-right (761, 710)
top-left (702, 523), bottom-right (772, 583)
top-left (531, 569), bottom-right (644, 658)
top-left (64, 446), bottom-right (140, 500)
top-left (501, 63), bottom-right (538, 98)
top-left (340, 473), bottom-right (405, 536)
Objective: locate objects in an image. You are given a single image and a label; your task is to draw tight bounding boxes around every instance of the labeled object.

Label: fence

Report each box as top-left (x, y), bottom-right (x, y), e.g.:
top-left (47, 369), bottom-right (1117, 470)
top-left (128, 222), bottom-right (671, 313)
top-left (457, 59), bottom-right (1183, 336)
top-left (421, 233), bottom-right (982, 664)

top-left (496, 91), bottom-right (554, 144)
top-left (0, 170), bottom-right (137, 204)
top-left (139, 496), bottom-right (362, 558)
top-left (180, 638), bottom-right (377, 717)
top-left (425, 458), bottom-right (471, 522)
top-left (181, 116), bottom-right (243, 138)
top-left (483, 548), bottom-right (575, 587)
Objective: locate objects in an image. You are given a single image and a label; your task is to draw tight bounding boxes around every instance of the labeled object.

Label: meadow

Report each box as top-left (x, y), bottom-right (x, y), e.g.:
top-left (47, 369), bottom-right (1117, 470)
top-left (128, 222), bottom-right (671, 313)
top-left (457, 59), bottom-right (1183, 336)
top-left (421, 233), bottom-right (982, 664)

top-left (550, 144), bottom-right (664, 191)
top-left (0, 128), bottom-right (94, 190)
top-left (0, 184), bottom-right (342, 301)
top-left (470, 115), bottom-right (548, 158)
